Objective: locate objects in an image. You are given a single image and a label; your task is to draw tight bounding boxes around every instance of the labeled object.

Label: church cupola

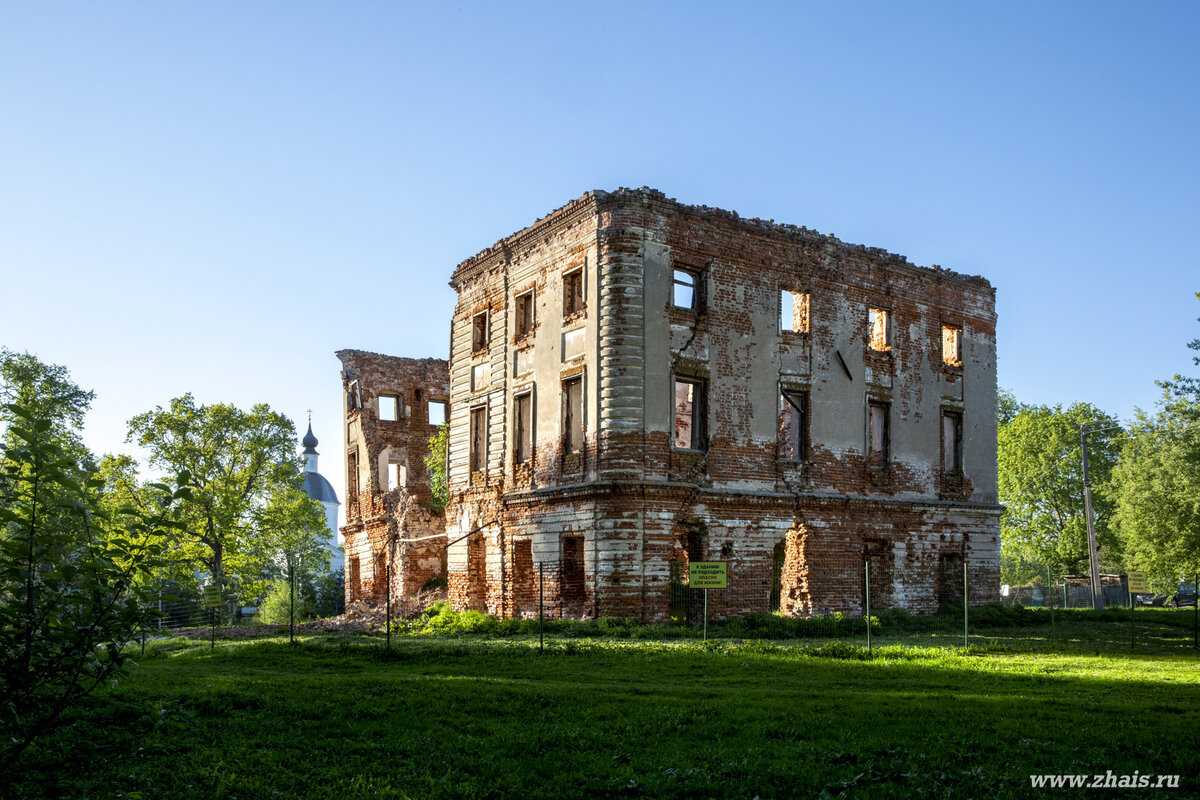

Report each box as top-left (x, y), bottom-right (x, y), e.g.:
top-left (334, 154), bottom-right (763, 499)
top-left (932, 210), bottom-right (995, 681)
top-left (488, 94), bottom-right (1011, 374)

top-left (302, 421), bottom-right (319, 473)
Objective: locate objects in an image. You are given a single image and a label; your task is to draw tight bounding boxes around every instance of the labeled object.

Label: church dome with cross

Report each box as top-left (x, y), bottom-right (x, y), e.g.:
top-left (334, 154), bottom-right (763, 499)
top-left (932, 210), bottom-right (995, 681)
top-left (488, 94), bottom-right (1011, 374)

top-left (299, 418), bottom-right (343, 574)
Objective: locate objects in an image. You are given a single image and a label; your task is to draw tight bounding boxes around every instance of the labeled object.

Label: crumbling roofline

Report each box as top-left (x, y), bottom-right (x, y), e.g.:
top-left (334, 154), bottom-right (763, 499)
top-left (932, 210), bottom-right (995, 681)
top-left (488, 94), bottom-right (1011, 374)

top-left (448, 187), bottom-right (994, 294)
top-left (336, 349), bottom-right (450, 369)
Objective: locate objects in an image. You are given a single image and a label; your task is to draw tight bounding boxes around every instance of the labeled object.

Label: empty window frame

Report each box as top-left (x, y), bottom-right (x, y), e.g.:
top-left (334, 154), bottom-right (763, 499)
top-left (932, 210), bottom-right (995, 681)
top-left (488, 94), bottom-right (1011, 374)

top-left (868, 307), bottom-right (891, 351)
top-left (378, 394), bottom-right (400, 422)
top-left (515, 291), bottom-right (535, 338)
top-left (942, 410), bottom-right (962, 475)
top-left (471, 312), bottom-right (489, 352)
top-left (346, 380), bottom-right (360, 410)
top-left (562, 377), bottom-right (583, 452)
top-left (673, 378), bottom-right (707, 451)
top-left (780, 290), bottom-right (810, 333)
top-left (942, 324), bottom-right (963, 366)
top-left (779, 389), bottom-right (809, 461)
top-left (347, 449), bottom-right (359, 496)
top-left (349, 557), bottom-right (361, 599)
top-left (563, 268), bottom-right (584, 317)
top-left (514, 392), bottom-right (533, 464)
top-left (470, 405), bottom-right (488, 474)
top-left (673, 268), bottom-right (699, 311)
top-left (428, 400), bottom-right (447, 427)
top-left (386, 459), bottom-right (407, 491)
top-left (868, 400), bottom-right (890, 466)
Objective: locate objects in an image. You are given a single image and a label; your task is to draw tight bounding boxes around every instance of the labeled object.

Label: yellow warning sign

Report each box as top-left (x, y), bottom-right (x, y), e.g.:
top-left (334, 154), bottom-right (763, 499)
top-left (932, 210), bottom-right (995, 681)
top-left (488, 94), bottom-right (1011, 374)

top-left (1127, 570), bottom-right (1147, 594)
top-left (690, 562), bottom-right (727, 589)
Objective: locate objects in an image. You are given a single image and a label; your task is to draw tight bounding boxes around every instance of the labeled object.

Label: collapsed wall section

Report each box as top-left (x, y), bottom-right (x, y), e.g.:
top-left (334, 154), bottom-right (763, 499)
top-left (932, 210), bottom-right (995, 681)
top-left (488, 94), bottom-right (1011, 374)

top-left (336, 349), bottom-right (449, 608)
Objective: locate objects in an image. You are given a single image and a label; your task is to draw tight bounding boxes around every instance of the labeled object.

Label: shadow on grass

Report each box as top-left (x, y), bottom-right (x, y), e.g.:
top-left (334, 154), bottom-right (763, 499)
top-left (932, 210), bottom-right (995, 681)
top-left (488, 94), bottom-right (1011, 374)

top-left (14, 634), bottom-right (1200, 800)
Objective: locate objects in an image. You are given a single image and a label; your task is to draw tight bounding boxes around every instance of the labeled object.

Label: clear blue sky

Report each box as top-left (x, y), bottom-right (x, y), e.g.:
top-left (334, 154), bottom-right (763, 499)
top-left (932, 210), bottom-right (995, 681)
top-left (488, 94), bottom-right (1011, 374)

top-left (2, 2), bottom-right (1197, 523)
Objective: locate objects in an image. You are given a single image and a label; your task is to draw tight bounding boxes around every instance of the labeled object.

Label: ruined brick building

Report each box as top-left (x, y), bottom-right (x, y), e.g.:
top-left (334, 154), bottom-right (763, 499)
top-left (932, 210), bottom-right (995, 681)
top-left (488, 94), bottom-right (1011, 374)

top-left (341, 188), bottom-right (1000, 620)
top-left (338, 350), bottom-right (449, 607)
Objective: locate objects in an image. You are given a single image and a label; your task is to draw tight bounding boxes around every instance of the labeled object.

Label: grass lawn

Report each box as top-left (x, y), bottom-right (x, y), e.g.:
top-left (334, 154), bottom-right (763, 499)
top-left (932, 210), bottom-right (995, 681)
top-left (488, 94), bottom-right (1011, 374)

top-left (13, 615), bottom-right (1200, 799)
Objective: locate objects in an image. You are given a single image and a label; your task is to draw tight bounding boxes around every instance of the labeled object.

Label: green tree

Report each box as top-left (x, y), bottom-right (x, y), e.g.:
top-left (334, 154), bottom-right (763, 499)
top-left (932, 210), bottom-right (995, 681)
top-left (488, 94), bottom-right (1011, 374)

top-left (0, 393), bottom-right (184, 773)
top-left (1114, 294), bottom-right (1200, 590)
top-left (425, 424), bottom-right (448, 510)
top-left (998, 400), bottom-right (1124, 583)
top-left (997, 387), bottom-right (1022, 427)
top-left (126, 394), bottom-right (305, 607)
top-left (243, 486), bottom-right (330, 610)
top-left (0, 348), bottom-right (94, 461)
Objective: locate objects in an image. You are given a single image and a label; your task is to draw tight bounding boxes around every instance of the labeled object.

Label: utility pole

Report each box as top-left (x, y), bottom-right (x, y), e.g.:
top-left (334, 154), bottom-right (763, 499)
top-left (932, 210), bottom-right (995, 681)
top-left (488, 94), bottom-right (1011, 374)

top-left (1081, 424), bottom-right (1104, 610)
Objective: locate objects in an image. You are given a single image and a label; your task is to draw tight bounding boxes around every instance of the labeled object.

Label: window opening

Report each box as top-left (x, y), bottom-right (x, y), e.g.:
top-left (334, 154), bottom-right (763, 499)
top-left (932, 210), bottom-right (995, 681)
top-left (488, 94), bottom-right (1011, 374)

top-left (471, 312), bottom-right (488, 352)
top-left (942, 324), bottom-right (963, 366)
top-left (562, 377), bottom-right (583, 452)
top-left (942, 410), bottom-right (962, 475)
top-left (515, 291), bottom-right (535, 338)
top-left (673, 378), bottom-right (706, 451)
top-left (563, 269), bottom-right (584, 316)
top-left (470, 406), bottom-right (487, 474)
top-left (378, 395), bottom-right (400, 422)
top-left (781, 290), bottom-right (810, 332)
top-left (673, 269), bottom-right (698, 310)
top-left (868, 400), bottom-right (890, 465)
top-left (515, 392), bottom-right (533, 463)
top-left (868, 307), bottom-right (891, 351)
top-left (779, 390), bottom-right (809, 460)
top-left (428, 400), bottom-right (447, 427)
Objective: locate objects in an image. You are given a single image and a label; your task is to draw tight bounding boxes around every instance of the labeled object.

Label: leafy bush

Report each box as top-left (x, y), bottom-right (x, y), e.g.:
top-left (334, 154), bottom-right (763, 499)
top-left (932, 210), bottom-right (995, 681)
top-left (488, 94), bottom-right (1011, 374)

top-left (314, 571), bottom-right (345, 618)
top-left (0, 402), bottom-right (184, 773)
top-left (257, 578), bottom-right (316, 625)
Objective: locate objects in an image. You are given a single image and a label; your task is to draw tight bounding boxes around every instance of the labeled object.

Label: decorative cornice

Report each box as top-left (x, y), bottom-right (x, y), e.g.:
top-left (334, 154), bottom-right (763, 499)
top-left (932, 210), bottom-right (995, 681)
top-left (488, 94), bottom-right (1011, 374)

top-left (449, 192), bottom-right (602, 290)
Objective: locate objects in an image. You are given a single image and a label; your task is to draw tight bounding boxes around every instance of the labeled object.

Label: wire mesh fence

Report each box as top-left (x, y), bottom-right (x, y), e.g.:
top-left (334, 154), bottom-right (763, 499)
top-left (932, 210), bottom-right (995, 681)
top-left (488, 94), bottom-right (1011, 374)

top-left (141, 564), bottom-right (1200, 657)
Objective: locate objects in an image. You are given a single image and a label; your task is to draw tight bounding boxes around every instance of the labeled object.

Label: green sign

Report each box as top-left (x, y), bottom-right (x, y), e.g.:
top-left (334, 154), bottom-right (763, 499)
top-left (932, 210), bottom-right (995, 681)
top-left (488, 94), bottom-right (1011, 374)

top-left (1127, 570), bottom-right (1147, 594)
top-left (202, 585), bottom-right (222, 608)
top-left (690, 562), bottom-right (727, 589)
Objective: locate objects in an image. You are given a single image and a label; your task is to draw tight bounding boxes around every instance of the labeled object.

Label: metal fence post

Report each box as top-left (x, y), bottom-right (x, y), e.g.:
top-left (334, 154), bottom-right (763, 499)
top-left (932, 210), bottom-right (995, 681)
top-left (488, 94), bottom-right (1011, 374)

top-left (865, 560), bottom-right (871, 657)
top-left (703, 588), bottom-right (709, 642)
top-left (289, 562), bottom-right (296, 645)
top-left (1130, 585), bottom-right (1135, 652)
top-left (963, 561), bottom-right (968, 648)
top-left (539, 562), bottom-right (544, 655)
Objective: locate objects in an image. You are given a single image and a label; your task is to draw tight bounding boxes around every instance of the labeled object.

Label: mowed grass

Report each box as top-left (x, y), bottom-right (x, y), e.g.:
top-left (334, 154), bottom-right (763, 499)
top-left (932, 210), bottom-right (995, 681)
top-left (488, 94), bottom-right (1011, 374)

top-left (14, 620), bottom-right (1200, 800)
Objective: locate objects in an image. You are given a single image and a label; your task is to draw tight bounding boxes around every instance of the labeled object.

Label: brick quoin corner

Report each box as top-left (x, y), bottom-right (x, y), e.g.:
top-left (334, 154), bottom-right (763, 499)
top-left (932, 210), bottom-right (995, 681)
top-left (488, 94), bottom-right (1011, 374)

top-left (340, 188), bottom-right (1000, 622)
